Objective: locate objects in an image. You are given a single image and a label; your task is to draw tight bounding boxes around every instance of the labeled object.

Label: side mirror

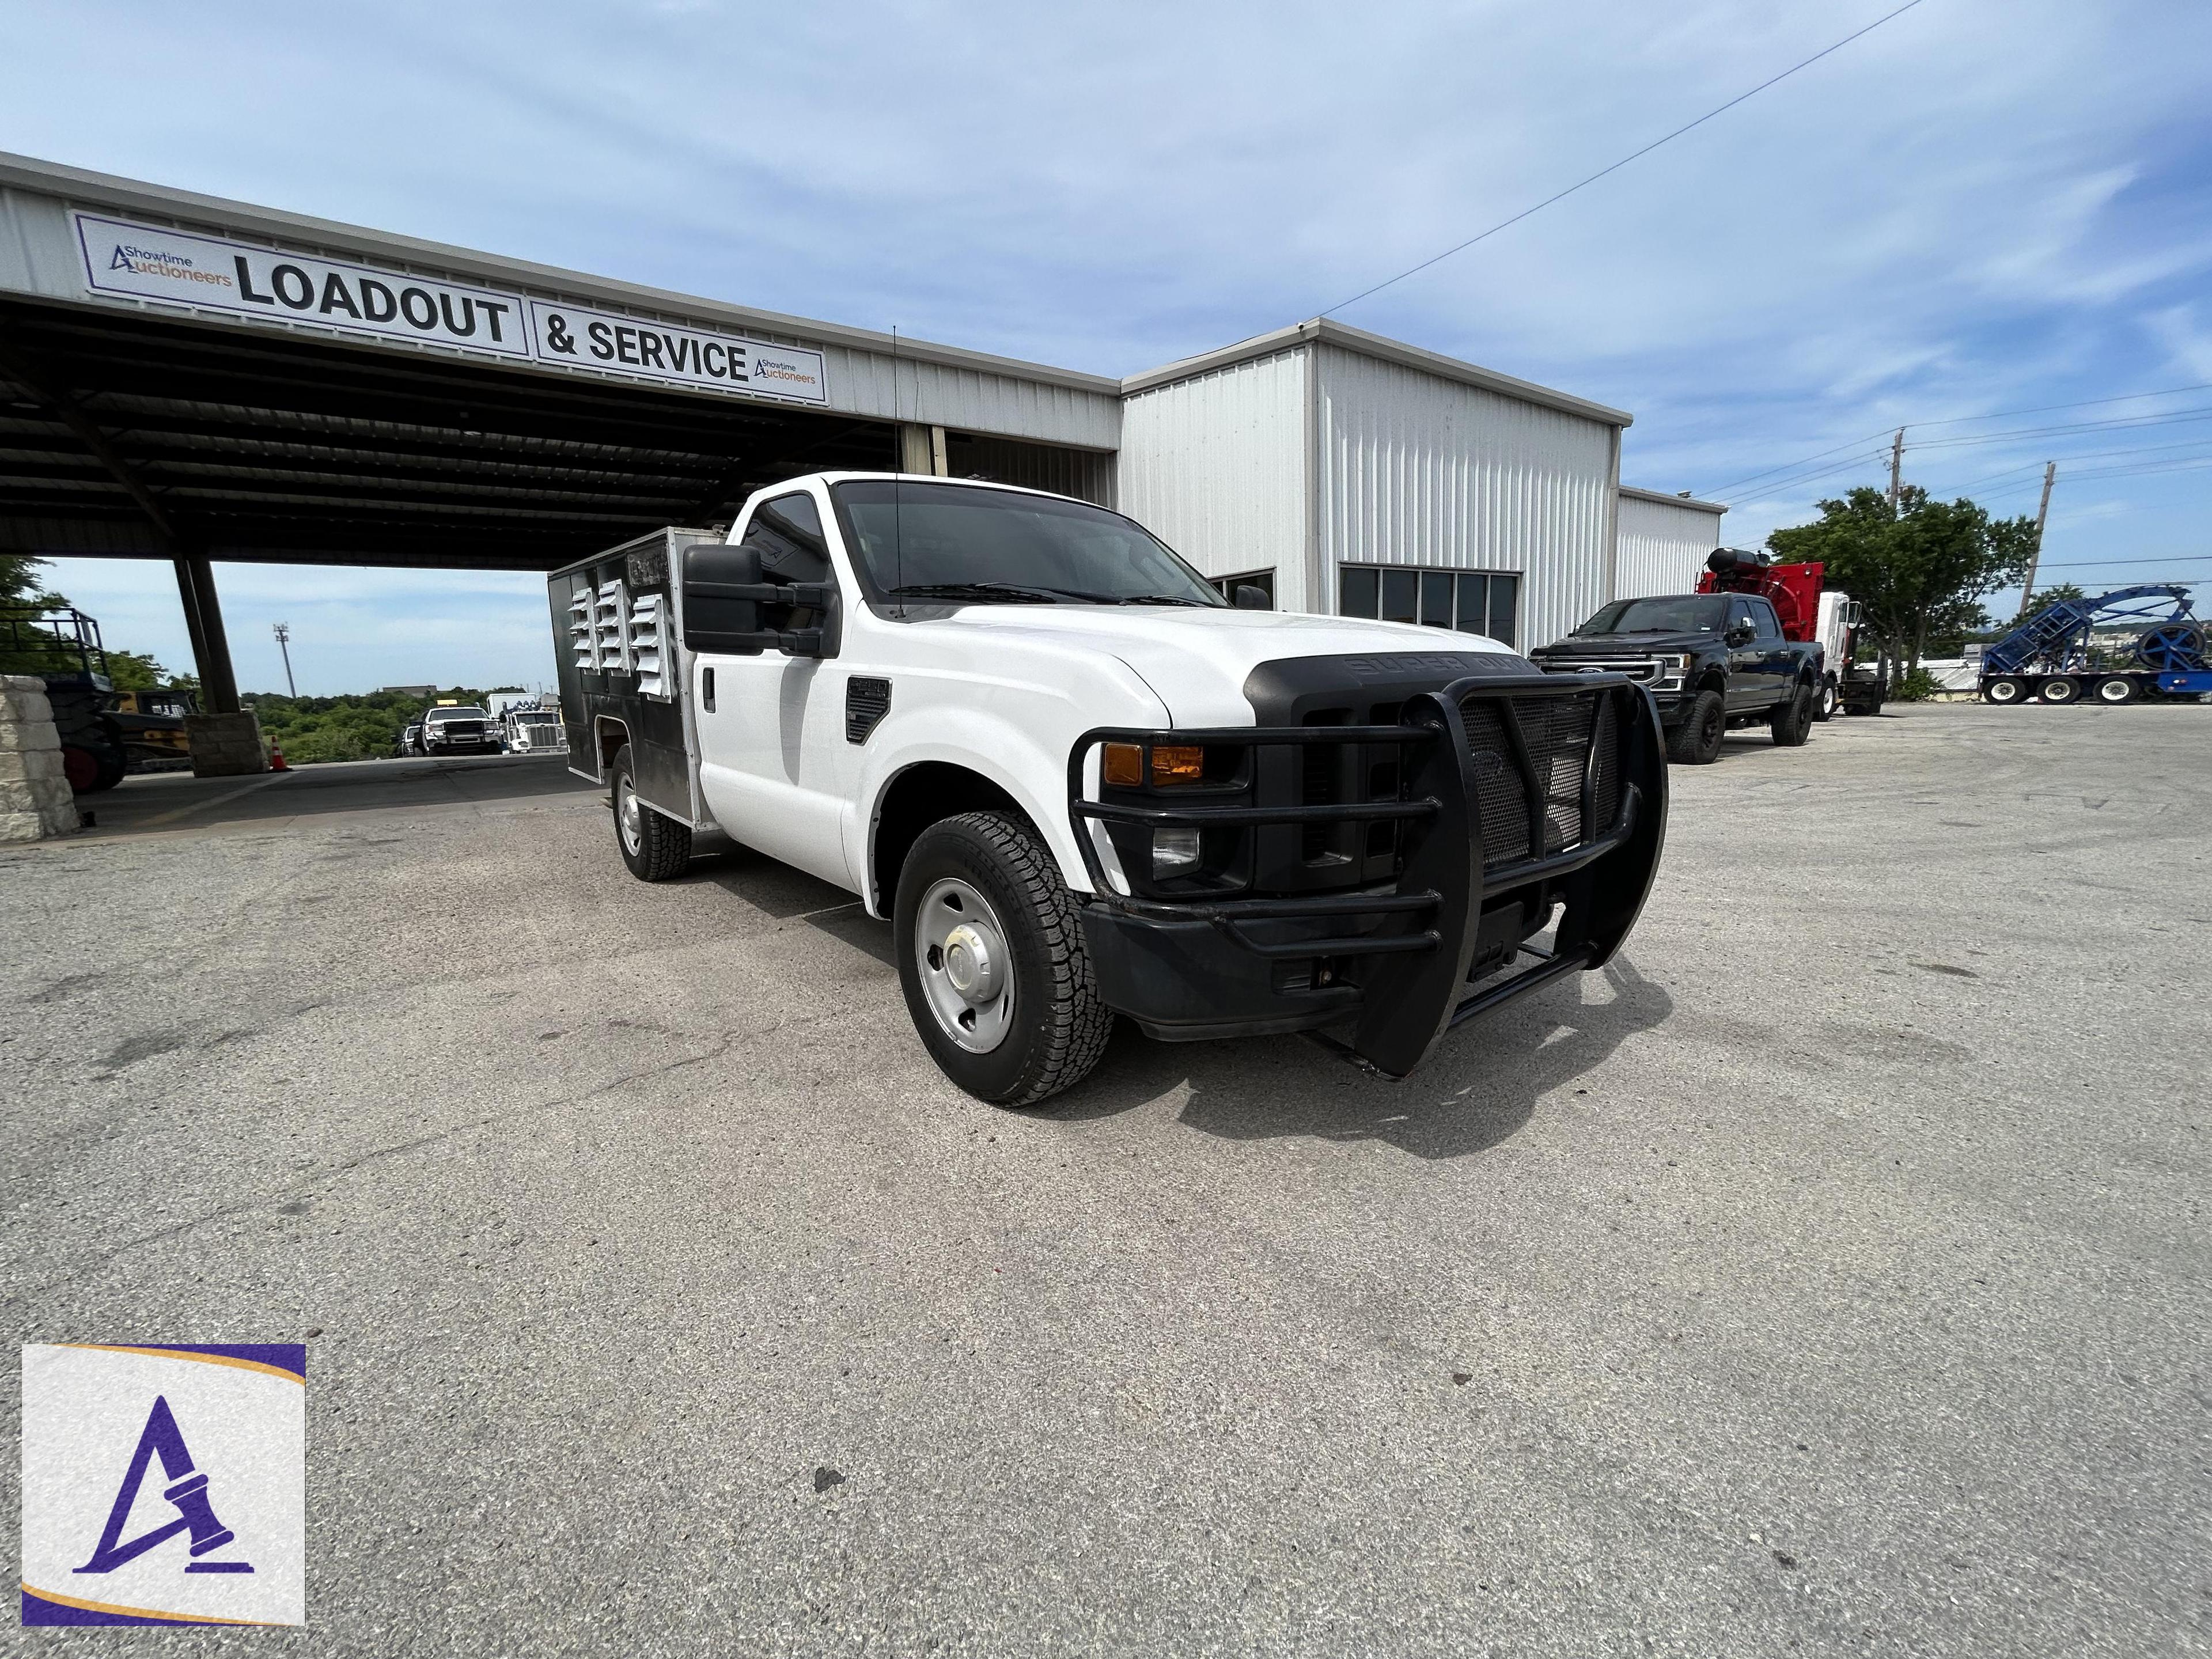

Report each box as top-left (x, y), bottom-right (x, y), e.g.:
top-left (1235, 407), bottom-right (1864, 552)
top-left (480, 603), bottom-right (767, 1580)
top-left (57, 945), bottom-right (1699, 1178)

top-left (682, 543), bottom-right (765, 656)
top-left (1726, 622), bottom-right (1755, 647)
top-left (1232, 584), bottom-right (1272, 611)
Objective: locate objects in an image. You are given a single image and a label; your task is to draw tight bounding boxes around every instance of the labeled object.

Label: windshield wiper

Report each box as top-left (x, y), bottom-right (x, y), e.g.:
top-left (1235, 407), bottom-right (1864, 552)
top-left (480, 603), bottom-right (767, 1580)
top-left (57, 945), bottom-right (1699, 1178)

top-left (886, 582), bottom-right (1067, 604)
top-left (1109, 594), bottom-right (1214, 607)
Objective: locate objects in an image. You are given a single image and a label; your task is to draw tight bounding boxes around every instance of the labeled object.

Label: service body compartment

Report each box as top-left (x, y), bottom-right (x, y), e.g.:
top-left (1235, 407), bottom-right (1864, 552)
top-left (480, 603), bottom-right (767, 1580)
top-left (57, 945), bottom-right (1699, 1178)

top-left (548, 527), bottom-right (721, 832)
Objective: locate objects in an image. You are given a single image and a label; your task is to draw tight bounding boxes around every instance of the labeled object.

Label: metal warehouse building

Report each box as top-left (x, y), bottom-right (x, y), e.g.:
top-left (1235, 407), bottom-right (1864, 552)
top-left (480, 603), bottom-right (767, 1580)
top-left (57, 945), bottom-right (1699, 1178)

top-left (0, 150), bottom-right (1722, 716)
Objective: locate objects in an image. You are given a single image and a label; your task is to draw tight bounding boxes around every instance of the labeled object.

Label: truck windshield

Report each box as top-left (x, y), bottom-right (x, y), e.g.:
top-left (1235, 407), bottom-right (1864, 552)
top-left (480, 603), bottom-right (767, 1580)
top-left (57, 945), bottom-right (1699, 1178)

top-left (830, 481), bottom-right (1225, 608)
top-left (1574, 596), bottom-right (1726, 635)
top-left (429, 707), bottom-right (487, 721)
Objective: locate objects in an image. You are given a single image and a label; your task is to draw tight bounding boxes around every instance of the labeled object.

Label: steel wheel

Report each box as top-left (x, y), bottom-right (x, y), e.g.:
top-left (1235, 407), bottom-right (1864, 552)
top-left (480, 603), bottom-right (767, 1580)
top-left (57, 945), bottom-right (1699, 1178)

top-left (616, 774), bottom-right (643, 856)
top-left (1984, 677), bottom-right (2024, 704)
top-left (2039, 676), bottom-right (2080, 704)
top-left (2095, 676), bottom-right (2137, 704)
top-left (914, 876), bottom-right (1018, 1054)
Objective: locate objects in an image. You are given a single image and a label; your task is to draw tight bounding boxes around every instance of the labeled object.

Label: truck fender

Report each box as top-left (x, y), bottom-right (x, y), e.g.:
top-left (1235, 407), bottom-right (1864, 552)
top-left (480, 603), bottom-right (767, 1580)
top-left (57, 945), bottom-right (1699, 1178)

top-left (854, 714), bottom-right (1093, 919)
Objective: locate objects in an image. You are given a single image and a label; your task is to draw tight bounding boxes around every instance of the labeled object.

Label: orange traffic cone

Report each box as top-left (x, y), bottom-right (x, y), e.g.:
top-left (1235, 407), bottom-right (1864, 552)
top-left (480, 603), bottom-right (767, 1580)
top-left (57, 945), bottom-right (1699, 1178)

top-left (268, 744), bottom-right (289, 772)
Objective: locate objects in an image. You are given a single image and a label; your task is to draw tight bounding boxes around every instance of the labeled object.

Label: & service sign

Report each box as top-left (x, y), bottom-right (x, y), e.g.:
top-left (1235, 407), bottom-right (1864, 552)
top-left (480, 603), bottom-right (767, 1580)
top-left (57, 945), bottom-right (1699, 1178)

top-left (73, 211), bottom-right (830, 405)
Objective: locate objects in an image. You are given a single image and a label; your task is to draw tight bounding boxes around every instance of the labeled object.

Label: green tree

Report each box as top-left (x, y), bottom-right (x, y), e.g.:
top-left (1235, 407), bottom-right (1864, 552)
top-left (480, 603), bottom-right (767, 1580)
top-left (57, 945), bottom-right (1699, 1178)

top-left (1, 553), bottom-right (192, 687)
top-left (1768, 485), bottom-right (2038, 680)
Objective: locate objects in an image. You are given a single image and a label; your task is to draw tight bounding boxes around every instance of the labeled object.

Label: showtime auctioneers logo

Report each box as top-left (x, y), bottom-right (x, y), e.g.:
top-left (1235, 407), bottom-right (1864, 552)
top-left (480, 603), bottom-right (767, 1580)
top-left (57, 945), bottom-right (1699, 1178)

top-left (20, 1344), bottom-right (306, 1626)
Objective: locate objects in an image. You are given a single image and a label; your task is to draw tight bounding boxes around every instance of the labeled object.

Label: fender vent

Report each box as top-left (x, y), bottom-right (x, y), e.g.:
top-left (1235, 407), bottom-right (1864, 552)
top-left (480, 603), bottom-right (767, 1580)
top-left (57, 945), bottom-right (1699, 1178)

top-left (846, 676), bottom-right (891, 744)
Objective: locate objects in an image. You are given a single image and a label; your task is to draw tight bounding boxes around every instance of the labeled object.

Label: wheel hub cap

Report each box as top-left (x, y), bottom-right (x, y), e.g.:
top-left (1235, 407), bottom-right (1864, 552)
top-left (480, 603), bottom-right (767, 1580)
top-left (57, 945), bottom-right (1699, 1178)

top-left (618, 781), bottom-right (641, 852)
top-left (916, 878), bottom-right (1016, 1054)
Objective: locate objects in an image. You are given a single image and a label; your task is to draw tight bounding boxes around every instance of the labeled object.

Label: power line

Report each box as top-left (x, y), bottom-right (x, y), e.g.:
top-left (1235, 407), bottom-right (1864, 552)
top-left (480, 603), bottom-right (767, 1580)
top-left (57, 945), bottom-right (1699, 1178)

top-left (1699, 383), bottom-right (2212, 497)
top-left (1320, 1), bottom-right (1927, 317)
top-left (1899, 381), bottom-right (2212, 431)
top-left (2029, 554), bottom-right (2212, 570)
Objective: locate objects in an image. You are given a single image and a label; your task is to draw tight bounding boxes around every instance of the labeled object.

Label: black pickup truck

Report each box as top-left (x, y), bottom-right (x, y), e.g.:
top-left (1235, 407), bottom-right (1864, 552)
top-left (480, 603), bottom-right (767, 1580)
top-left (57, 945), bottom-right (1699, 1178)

top-left (1529, 592), bottom-right (1821, 764)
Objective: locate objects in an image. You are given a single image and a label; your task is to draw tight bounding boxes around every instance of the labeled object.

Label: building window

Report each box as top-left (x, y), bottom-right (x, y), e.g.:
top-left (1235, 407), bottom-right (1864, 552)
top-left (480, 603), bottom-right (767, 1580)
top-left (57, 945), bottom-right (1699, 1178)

top-left (1207, 569), bottom-right (1275, 606)
top-left (1339, 565), bottom-right (1518, 646)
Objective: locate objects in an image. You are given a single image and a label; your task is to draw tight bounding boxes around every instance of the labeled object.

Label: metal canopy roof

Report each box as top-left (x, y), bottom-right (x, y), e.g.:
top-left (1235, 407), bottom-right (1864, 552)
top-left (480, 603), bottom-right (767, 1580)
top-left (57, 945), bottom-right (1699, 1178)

top-left (0, 293), bottom-right (895, 571)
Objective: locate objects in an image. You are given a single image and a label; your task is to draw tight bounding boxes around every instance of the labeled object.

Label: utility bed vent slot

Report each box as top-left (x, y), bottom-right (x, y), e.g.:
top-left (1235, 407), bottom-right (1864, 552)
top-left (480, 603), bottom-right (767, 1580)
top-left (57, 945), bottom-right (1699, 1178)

top-left (568, 585), bottom-right (596, 669)
top-left (594, 581), bottom-right (627, 673)
top-left (628, 592), bottom-right (666, 698)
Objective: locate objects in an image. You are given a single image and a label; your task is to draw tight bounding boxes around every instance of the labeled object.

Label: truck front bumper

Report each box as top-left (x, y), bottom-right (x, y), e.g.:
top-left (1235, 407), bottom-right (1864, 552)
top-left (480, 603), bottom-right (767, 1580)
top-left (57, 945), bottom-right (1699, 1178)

top-left (1069, 673), bottom-right (1669, 1079)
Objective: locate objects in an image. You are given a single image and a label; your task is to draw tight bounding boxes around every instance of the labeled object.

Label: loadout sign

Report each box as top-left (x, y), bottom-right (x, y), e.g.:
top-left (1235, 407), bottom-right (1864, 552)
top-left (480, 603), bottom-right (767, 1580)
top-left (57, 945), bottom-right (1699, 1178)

top-left (71, 211), bottom-right (831, 404)
top-left (76, 212), bottom-right (526, 357)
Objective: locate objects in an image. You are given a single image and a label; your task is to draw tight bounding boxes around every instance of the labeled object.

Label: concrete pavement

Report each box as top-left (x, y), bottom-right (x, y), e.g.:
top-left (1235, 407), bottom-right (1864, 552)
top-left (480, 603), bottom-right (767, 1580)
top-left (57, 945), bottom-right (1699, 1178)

top-left (3, 707), bottom-right (2207, 1656)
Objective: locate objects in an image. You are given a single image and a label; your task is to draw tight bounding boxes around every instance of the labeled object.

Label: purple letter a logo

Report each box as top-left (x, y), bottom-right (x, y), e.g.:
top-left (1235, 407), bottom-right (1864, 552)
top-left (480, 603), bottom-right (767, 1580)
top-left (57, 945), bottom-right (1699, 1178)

top-left (74, 1396), bottom-right (253, 1575)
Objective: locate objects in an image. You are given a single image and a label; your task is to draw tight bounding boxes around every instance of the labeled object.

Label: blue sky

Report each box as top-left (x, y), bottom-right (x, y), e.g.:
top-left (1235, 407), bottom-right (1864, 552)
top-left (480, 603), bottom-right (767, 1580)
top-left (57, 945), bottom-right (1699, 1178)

top-left (7, 0), bottom-right (2210, 692)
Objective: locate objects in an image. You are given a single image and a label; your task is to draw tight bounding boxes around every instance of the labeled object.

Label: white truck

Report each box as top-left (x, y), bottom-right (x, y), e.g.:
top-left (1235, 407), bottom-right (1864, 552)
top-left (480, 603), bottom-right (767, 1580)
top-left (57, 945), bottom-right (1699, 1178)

top-left (548, 474), bottom-right (1668, 1105)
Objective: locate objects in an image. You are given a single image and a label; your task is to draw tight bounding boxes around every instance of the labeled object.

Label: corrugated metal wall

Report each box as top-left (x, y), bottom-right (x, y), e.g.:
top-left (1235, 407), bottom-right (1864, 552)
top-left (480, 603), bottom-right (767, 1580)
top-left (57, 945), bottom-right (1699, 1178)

top-left (837, 352), bottom-right (1120, 450)
top-left (1315, 345), bottom-right (1618, 649)
top-left (0, 181), bottom-right (1123, 453)
top-left (1614, 493), bottom-right (1724, 599)
top-left (946, 431), bottom-right (1114, 505)
top-left (1116, 348), bottom-right (1313, 611)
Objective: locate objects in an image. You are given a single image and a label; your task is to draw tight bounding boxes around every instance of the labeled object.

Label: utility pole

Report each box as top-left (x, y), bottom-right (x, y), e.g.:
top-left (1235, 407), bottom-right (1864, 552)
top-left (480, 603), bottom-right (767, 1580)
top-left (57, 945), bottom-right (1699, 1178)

top-left (272, 622), bottom-right (297, 698)
top-left (2016, 463), bottom-right (2058, 617)
top-left (1888, 428), bottom-right (1904, 512)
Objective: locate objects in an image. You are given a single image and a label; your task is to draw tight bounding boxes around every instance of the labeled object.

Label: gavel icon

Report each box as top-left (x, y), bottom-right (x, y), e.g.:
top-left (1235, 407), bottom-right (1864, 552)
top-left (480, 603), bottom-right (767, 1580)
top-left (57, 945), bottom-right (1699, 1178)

top-left (75, 1396), bottom-right (253, 1575)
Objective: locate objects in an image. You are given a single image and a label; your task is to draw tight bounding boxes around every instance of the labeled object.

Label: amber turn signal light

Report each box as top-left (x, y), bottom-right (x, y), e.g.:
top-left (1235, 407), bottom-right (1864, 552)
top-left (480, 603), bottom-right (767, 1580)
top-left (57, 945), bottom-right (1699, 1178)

top-left (1102, 742), bottom-right (1143, 787)
top-left (1150, 745), bottom-right (1206, 785)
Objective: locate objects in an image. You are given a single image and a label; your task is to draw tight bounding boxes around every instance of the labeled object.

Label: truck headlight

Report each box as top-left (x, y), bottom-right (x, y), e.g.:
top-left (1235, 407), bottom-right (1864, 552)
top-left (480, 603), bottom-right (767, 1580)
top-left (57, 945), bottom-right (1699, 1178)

top-left (1103, 741), bottom-right (1209, 786)
top-left (1152, 828), bottom-right (1202, 874)
top-left (1656, 653), bottom-right (1692, 687)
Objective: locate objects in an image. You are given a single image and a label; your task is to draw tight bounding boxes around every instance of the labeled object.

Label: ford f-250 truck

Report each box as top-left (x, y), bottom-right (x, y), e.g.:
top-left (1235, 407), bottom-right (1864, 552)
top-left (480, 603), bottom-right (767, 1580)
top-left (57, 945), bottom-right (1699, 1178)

top-left (1528, 583), bottom-right (1822, 764)
top-left (550, 474), bottom-right (1668, 1105)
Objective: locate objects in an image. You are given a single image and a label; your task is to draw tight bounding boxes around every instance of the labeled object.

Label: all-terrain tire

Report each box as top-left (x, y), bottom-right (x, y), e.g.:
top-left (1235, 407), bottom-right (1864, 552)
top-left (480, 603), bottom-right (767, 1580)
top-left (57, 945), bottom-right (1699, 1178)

top-left (1769, 682), bottom-right (1816, 747)
top-left (895, 810), bottom-right (1112, 1107)
top-left (1665, 690), bottom-right (1726, 764)
top-left (611, 743), bottom-right (691, 881)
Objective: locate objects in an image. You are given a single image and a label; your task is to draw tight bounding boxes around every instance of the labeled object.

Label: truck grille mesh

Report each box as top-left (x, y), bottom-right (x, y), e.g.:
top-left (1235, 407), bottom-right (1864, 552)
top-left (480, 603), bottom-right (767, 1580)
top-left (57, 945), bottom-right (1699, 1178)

top-left (1459, 691), bottom-right (1612, 868)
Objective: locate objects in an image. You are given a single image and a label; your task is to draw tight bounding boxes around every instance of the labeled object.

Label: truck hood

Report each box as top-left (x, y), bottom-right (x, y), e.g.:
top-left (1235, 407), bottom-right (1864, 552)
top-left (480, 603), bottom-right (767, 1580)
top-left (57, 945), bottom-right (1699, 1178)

top-left (1532, 631), bottom-right (1717, 657)
top-left (926, 605), bottom-right (1528, 725)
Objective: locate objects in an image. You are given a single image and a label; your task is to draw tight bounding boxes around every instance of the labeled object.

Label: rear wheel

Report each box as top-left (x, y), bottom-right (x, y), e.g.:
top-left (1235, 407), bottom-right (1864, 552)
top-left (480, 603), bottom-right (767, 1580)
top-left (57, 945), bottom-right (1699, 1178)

top-left (2039, 676), bottom-right (2081, 704)
top-left (895, 810), bottom-right (1111, 1106)
top-left (1984, 677), bottom-right (2027, 704)
top-left (1665, 690), bottom-right (1726, 764)
top-left (2095, 675), bottom-right (2138, 704)
top-left (1769, 683), bottom-right (1816, 747)
top-left (611, 743), bottom-right (691, 880)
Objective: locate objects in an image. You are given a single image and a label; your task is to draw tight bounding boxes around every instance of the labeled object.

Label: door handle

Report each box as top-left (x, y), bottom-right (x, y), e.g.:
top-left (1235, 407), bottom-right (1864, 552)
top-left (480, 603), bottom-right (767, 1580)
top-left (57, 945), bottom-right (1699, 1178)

top-left (702, 666), bottom-right (715, 711)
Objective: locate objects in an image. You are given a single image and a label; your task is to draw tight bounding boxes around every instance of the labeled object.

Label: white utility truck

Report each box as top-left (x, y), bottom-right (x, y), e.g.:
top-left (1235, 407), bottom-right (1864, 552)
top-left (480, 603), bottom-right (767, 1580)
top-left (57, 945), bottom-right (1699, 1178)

top-left (549, 474), bottom-right (1668, 1105)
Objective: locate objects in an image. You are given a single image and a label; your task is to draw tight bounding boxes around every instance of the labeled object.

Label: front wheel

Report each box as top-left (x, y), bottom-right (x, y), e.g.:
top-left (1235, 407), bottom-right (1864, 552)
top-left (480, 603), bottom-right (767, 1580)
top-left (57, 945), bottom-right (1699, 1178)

top-left (1815, 676), bottom-right (1839, 721)
top-left (1665, 690), bottom-right (1726, 764)
top-left (895, 810), bottom-right (1111, 1106)
top-left (1769, 683), bottom-right (1816, 747)
top-left (610, 743), bottom-right (691, 880)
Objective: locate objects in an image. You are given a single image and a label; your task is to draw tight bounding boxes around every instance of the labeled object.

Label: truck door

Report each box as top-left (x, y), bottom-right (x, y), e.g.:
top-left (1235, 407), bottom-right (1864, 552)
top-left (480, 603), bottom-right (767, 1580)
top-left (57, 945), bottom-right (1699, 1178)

top-left (691, 490), bottom-right (859, 891)
top-left (1724, 596), bottom-right (1774, 710)
top-left (1747, 597), bottom-right (1796, 704)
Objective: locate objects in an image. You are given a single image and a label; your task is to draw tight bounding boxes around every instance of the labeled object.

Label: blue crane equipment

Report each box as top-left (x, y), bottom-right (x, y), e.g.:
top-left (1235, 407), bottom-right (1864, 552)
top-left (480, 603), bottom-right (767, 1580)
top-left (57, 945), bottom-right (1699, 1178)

top-left (1979, 584), bottom-right (2210, 705)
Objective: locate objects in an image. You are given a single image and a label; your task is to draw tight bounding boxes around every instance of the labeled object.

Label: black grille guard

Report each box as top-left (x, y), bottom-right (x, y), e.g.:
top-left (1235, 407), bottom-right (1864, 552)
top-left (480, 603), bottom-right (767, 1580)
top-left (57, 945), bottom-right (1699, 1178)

top-left (1068, 672), bottom-right (1669, 1078)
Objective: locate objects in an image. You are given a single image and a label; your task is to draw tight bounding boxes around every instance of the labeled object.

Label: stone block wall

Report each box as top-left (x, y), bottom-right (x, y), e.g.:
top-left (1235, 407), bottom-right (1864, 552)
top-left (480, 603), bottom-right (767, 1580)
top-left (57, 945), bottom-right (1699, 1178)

top-left (0, 675), bottom-right (82, 842)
